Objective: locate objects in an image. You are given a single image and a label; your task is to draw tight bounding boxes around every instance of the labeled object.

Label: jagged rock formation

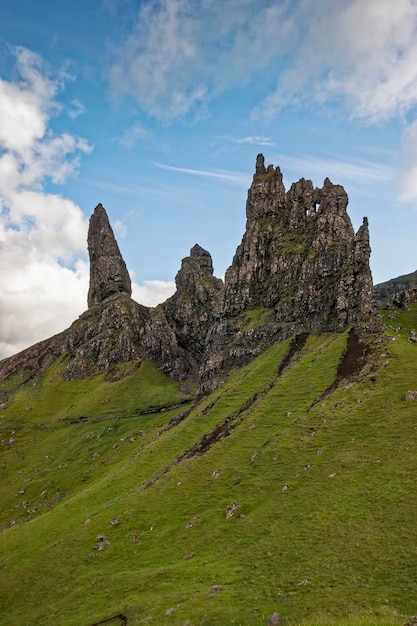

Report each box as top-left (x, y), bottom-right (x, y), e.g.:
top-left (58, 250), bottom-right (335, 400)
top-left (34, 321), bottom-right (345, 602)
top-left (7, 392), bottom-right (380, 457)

top-left (0, 155), bottom-right (375, 394)
top-left (373, 269), bottom-right (417, 308)
top-left (139, 244), bottom-right (223, 383)
top-left (200, 155), bottom-right (373, 392)
top-left (63, 294), bottom-right (149, 379)
top-left (87, 204), bottom-right (132, 307)
top-left (224, 155), bottom-right (372, 323)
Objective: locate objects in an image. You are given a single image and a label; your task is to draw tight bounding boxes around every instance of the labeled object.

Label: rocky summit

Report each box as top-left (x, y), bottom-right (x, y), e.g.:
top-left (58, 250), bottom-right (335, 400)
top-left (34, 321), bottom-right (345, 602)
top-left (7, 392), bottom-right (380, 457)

top-left (0, 155), bottom-right (375, 393)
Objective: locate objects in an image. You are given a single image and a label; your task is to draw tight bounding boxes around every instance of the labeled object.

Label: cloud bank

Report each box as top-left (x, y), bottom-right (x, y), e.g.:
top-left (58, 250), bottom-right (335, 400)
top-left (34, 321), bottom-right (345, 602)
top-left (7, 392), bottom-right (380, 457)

top-left (0, 47), bottom-right (92, 358)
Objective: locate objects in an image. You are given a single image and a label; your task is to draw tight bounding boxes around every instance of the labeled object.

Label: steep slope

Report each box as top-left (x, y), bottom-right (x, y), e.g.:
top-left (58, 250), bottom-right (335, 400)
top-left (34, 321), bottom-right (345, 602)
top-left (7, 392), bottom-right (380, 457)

top-left (0, 308), bottom-right (416, 625)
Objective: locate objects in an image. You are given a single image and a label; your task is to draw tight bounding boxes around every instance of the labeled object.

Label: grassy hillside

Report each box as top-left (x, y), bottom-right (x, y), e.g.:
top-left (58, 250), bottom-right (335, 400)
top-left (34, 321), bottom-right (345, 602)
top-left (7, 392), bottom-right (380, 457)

top-left (0, 307), bottom-right (416, 625)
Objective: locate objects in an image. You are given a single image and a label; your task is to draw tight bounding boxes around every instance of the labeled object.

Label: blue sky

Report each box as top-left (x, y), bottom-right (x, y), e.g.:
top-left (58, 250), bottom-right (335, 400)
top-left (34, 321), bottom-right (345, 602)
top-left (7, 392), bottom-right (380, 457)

top-left (1, 0), bottom-right (417, 357)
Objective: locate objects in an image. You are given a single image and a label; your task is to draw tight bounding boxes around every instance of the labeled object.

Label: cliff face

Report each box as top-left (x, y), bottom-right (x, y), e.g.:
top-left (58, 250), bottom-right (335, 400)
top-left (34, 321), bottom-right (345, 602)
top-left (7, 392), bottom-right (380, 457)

top-left (139, 244), bottom-right (223, 383)
top-left (224, 155), bottom-right (372, 325)
top-left (200, 155), bottom-right (373, 392)
top-left (0, 155), bottom-right (375, 393)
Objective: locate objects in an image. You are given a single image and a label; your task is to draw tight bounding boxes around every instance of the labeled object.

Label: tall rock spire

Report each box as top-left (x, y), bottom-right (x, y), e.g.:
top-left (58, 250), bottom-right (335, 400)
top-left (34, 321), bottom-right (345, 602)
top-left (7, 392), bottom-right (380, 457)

top-left (87, 204), bottom-right (132, 308)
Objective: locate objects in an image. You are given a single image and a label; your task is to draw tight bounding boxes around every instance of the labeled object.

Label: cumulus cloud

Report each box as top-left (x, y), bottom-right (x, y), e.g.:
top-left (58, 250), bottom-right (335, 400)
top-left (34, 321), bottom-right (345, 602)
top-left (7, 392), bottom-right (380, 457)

top-left (0, 47), bottom-right (92, 359)
top-left (68, 99), bottom-right (86, 119)
top-left (131, 279), bottom-right (176, 307)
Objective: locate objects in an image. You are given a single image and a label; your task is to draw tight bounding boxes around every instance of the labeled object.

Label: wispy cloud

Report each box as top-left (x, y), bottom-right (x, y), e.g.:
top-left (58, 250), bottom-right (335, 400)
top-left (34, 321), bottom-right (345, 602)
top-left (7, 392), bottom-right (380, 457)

top-left (154, 162), bottom-right (250, 185)
top-left (68, 99), bottom-right (85, 119)
top-left (258, 0), bottom-right (417, 124)
top-left (118, 121), bottom-right (148, 149)
top-left (109, 0), bottom-right (293, 121)
top-left (274, 153), bottom-right (392, 186)
top-left (219, 135), bottom-right (276, 147)
top-left (107, 0), bottom-right (417, 127)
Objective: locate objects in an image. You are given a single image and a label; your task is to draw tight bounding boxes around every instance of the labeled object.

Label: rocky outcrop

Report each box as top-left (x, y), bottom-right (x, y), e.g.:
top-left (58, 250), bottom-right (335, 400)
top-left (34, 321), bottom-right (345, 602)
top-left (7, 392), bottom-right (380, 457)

top-left (0, 156), bottom-right (376, 394)
top-left (63, 294), bottom-right (149, 379)
top-left (139, 244), bottom-right (223, 383)
top-left (87, 204), bottom-right (132, 307)
top-left (223, 155), bottom-right (372, 324)
top-left (200, 155), bottom-right (373, 392)
top-left (392, 288), bottom-right (417, 309)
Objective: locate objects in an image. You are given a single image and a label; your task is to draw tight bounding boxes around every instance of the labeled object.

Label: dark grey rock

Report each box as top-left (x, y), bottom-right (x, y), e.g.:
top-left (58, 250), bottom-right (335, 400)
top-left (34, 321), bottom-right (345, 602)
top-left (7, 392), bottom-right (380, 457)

top-left (200, 155), bottom-right (373, 393)
top-left (87, 203), bottom-right (132, 307)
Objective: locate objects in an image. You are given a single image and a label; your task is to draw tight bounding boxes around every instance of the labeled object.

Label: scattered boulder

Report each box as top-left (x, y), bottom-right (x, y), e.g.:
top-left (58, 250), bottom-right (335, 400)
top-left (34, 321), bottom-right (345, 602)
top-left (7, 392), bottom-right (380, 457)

top-left (406, 391), bottom-right (417, 401)
top-left (268, 613), bottom-right (282, 625)
top-left (225, 502), bottom-right (240, 519)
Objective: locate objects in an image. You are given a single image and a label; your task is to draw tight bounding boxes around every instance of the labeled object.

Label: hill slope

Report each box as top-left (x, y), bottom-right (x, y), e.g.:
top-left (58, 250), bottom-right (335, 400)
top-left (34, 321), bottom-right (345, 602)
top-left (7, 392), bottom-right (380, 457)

top-left (0, 305), bottom-right (416, 625)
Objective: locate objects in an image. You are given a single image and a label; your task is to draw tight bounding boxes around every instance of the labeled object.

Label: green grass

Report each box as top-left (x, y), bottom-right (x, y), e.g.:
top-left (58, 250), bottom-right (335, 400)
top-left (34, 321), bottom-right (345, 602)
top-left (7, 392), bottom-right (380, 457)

top-left (0, 312), bottom-right (417, 625)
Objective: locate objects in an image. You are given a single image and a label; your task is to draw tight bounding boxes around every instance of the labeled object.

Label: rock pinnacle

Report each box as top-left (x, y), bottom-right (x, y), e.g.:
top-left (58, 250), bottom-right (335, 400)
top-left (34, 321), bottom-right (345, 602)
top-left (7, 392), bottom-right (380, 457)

top-left (87, 203), bottom-right (132, 308)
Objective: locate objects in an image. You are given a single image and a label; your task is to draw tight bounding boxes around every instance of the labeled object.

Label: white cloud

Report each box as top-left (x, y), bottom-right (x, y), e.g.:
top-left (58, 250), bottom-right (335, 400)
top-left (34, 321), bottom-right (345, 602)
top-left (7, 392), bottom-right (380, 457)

top-left (259, 0), bottom-right (417, 123)
top-left (68, 99), bottom-right (86, 119)
top-left (0, 47), bottom-right (92, 359)
top-left (399, 120), bottom-right (417, 202)
top-left (272, 153), bottom-right (392, 187)
top-left (109, 0), bottom-right (417, 130)
top-left (154, 162), bottom-right (250, 185)
top-left (109, 0), bottom-right (293, 120)
top-left (219, 135), bottom-right (276, 147)
top-left (114, 219), bottom-right (128, 239)
top-left (0, 260), bottom-right (89, 359)
top-left (131, 279), bottom-right (175, 307)
top-left (118, 121), bottom-right (148, 148)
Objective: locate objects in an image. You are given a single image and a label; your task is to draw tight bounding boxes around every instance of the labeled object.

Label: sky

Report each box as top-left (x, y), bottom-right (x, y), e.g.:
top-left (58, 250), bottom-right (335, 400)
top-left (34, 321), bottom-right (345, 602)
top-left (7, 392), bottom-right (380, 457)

top-left (1, 0), bottom-right (417, 359)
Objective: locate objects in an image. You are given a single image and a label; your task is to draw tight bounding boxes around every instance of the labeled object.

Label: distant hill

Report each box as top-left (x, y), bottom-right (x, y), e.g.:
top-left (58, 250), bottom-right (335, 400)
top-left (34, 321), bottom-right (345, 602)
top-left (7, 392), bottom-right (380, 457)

top-left (373, 269), bottom-right (417, 308)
